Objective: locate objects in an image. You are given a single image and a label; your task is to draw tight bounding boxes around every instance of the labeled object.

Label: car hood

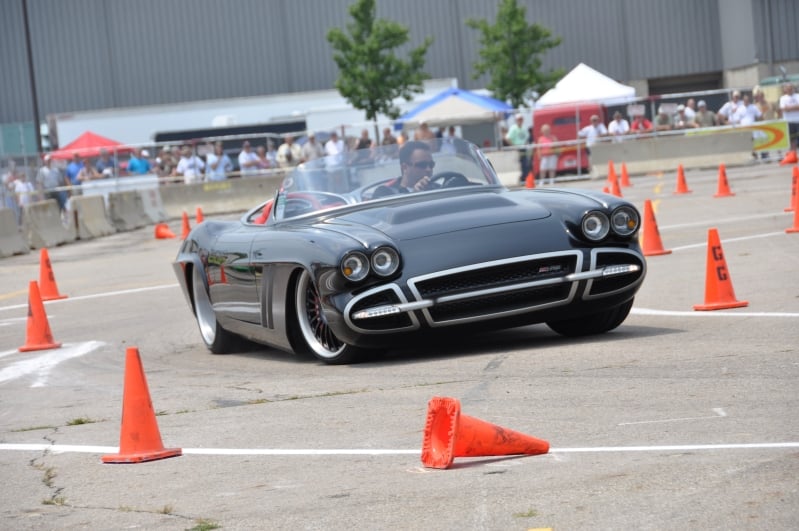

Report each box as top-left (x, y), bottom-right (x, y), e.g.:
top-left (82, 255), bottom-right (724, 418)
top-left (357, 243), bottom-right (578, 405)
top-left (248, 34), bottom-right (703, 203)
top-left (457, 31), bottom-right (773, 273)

top-left (318, 190), bottom-right (552, 241)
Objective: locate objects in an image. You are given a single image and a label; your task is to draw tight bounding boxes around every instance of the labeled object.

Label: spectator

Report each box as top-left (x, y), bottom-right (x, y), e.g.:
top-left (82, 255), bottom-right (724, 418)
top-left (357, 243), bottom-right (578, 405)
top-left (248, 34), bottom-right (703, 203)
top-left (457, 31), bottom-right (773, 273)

top-left (396, 131), bottom-right (408, 147)
top-left (779, 83), bottom-right (799, 152)
top-left (95, 148), bottom-right (118, 177)
top-left (276, 134), bottom-right (302, 168)
top-left (324, 131), bottom-right (346, 163)
top-left (77, 158), bottom-right (102, 181)
top-left (13, 169), bottom-right (35, 225)
top-left (301, 132), bottom-right (325, 162)
top-left (355, 129), bottom-right (373, 150)
top-left (238, 140), bottom-right (260, 176)
top-left (205, 142), bottom-right (233, 181)
top-left (607, 111), bottom-right (630, 141)
top-left (717, 90), bottom-right (745, 125)
top-left (536, 124), bottom-right (558, 186)
top-left (36, 154), bottom-right (69, 216)
top-left (381, 127), bottom-right (397, 145)
top-left (684, 98), bottom-right (697, 121)
top-left (155, 147), bottom-right (176, 179)
top-left (255, 145), bottom-right (271, 171)
top-left (654, 106), bottom-right (673, 131)
top-left (673, 104), bottom-right (697, 129)
top-left (577, 114), bottom-right (608, 155)
top-left (630, 114), bottom-right (654, 134)
top-left (506, 113), bottom-right (530, 182)
top-left (65, 153), bottom-right (83, 186)
top-left (126, 148), bottom-right (152, 175)
top-left (440, 126), bottom-right (459, 154)
top-left (739, 94), bottom-right (762, 126)
top-left (2, 161), bottom-right (21, 223)
top-left (694, 100), bottom-right (718, 128)
top-left (413, 121), bottom-right (436, 145)
top-left (753, 86), bottom-right (778, 120)
top-left (265, 139), bottom-right (278, 168)
top-left (175, 145), bottom-right (205, 184)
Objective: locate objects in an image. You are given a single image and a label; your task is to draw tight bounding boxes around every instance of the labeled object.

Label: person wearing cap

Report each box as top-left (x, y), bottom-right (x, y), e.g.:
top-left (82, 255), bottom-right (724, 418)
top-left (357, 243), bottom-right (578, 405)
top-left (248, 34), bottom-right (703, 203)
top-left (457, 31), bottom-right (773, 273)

top-left (126, 148), bottom-right (152, 175)
top-left (654, 106), bottom-right (673, 132)
top-left (607, 111), bottom-right (630, 141)
top-left (694, 100), bottom-right (718, 128)
top-left (672, 104), bottom-right (697, 129)
top-left (36, 154), bottom-right (69, 215)
top-left (577, 114), bottom-right (608, 155)
top-left (238, 140), bottom-right (260, 176)
top-left (301, 131), bottom-right (324, 163)
top-left (717, 90), bottom-right (745, 125)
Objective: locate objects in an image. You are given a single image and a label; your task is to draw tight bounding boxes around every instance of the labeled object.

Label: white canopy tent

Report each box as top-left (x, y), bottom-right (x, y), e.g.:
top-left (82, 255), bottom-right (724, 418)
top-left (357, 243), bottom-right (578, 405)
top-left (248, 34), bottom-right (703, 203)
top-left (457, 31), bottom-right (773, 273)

top-left (535, 63), bottom-right (636, 107)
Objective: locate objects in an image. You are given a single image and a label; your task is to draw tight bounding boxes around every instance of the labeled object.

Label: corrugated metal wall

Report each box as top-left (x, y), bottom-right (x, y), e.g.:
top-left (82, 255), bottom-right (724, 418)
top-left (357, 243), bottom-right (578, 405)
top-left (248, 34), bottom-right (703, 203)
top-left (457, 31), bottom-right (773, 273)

top-left (0, 0), bottom-right (794, 124)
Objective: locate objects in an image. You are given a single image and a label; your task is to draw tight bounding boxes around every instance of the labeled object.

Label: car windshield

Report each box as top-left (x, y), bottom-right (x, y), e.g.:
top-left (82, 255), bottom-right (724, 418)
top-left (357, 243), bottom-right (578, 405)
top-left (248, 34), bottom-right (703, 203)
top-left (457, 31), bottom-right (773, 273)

top-left (272, 137), bottom-right (500, 220)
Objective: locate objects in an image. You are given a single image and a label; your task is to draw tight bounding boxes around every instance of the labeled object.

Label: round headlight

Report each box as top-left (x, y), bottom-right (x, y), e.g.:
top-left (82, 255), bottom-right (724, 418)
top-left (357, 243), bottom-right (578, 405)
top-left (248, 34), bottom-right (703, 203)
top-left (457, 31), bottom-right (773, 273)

top-left (611, 206), bottom-right (639, 236)
top-left (341, 252), bottom-right (369, 281)
top-left (371, 247), bottom-right (400, 277)
top-left (582, 211), bottom-right (610, 241)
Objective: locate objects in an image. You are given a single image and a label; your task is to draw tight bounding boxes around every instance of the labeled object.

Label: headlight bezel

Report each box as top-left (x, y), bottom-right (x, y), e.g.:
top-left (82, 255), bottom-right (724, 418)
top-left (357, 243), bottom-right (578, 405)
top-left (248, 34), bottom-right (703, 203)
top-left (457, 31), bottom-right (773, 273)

top-left (581, 210), bottom-right (610, 241)
top-left (340, 251), bottom-right (370, 282)
top-left (610, 205), bottom-right (640, 237)
top-left (371, 246), bottom-right (400, 277)
top-left (340, 246), bottom-right (401, 282)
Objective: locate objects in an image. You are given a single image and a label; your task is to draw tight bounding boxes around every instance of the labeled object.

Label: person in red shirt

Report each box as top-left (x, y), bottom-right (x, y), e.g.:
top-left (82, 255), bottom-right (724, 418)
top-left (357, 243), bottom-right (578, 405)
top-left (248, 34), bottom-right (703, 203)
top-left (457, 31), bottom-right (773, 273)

top-left (631, 114), bottom-right (654, 135)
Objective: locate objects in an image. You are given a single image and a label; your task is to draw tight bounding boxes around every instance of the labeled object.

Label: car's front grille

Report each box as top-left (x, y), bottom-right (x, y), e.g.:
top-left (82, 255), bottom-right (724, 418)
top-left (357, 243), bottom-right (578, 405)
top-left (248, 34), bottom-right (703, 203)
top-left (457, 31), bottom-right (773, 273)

top-left (408, 252), bottom-right (582, 326)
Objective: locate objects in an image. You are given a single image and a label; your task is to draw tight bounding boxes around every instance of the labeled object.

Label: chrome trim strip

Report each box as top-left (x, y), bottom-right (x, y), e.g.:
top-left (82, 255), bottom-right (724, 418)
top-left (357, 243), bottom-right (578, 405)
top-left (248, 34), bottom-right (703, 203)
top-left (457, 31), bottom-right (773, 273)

top-left (343, 284), bottom-right (421, 334)
top-left (583, 248), bottom-right (647, 300)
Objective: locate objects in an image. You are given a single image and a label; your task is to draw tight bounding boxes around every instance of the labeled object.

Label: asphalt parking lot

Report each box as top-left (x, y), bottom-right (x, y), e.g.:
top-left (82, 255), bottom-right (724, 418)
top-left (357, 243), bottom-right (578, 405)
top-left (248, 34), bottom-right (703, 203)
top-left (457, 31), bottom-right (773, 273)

top-left (0, 161), bottom-right (797, 530)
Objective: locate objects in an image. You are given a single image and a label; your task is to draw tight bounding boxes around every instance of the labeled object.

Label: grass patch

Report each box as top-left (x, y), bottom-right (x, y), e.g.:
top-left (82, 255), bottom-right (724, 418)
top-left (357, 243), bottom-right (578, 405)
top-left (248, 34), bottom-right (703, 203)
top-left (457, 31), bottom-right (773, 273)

top-left (42, 496), bottom-right (66, 506)
top-left (11, 425), bottom-right (56, 432)
top-left (66, 416), bottom-right (97, 426)
top-left (158, 504), bottom-right (174, 515)
top-left (513, 508), bottom-right (538, 518)
top-left (246, 398), bottom-right (270, 405)
top-left (187, 519), bottom-right (221, 531)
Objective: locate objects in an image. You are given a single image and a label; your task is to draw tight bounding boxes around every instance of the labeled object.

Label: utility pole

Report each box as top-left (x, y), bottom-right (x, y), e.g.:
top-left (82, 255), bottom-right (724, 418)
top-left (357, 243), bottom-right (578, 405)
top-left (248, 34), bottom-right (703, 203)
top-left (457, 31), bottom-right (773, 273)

top-left (22, 0), bottom-right (42, 154)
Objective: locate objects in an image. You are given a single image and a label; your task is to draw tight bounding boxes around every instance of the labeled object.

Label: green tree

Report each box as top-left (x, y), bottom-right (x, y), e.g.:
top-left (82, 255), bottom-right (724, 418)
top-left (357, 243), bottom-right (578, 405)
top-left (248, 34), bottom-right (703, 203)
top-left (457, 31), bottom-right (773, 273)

top-left (467, 0), bottom-right (563, 108)
top-left (327, 0), bottom-right (432, 139)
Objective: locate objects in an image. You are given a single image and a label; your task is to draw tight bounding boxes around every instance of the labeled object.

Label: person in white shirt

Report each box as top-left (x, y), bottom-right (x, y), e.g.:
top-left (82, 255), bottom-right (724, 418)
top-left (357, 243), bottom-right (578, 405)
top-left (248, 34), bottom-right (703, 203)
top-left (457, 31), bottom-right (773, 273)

top-left (607, 111), bottom-right (630, 141)
top-left (324, 131), bottom-right (346, 167)
top-left (205, 142), bottom-right (233, 181)
top-left (739, 94), bottom-right (762, 126)
top-left (175, 145), bottom-right (205, 184)
top-left (779, 83), bottom-right (799, 152)
top-left (577, 115), bottom-right (608, 154)
top-left (717, 90), bottom-right (745, 125)
top-left (237, 141), bottom-right (260, 176)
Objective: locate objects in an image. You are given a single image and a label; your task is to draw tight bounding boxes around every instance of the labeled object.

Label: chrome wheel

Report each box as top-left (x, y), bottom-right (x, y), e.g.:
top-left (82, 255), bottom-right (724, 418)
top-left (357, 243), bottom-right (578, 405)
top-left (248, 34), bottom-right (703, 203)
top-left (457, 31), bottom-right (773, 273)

top-left (192, 265), bottom-right (236, 353)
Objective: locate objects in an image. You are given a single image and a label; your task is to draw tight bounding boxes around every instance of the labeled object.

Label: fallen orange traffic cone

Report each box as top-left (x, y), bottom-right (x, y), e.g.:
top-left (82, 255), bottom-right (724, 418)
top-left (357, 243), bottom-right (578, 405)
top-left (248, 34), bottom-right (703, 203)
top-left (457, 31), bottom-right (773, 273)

top-left (785, 166), bottom-right (798, 212)
top-left (693, 228), bottom-right (748, 311)
top-left (779, 150), bottom-right (797, 166)
top-left (713, 164), bottom-right (734, 197)
top-left (154, 223), bottom-right (176, 239)
top-left (640, 199), bottom-right (672, 256)
top-left (102, 347), bottom-right (182, 464)
top-left (674, 164), bottom-right (692, 194)
top-left (195, 206), bottom-right (204, 224)
top-left (181, 211), bottom-right (191, 239)
top-left (620, 163), bottom-right (632, 187)
top-left (19, 281), bottom-right (62, 352)
top-left (421, 396), bottom-right (549, 469)
top-left (38, 248), bottom-right (67, 301)
top-left (525, 170), bottom-right (535, 189)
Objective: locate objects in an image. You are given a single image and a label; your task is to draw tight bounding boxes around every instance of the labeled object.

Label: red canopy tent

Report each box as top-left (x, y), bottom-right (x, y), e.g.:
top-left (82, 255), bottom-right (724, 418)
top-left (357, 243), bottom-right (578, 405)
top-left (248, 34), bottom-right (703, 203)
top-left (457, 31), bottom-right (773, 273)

top-left (48, 131), bottom-right (134, 160)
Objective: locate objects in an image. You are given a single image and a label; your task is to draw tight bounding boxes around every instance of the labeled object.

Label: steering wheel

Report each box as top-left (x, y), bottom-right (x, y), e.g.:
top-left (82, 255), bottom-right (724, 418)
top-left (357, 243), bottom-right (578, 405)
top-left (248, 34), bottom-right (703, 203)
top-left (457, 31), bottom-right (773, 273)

top-left (430, 171), bottom-right (472, 188)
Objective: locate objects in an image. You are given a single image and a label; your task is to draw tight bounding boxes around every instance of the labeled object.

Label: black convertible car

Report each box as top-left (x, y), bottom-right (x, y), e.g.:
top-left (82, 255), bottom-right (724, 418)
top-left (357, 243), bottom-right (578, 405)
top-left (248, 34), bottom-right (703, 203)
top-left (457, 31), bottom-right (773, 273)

top-left (174, 137), bottom-right (646, 364)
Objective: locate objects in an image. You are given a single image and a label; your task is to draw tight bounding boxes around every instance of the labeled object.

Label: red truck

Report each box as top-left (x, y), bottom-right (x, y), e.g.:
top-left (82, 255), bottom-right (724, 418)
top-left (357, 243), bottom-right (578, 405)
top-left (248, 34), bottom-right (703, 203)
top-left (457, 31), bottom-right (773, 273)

top-left (531, 102), bottom-right (606, 177)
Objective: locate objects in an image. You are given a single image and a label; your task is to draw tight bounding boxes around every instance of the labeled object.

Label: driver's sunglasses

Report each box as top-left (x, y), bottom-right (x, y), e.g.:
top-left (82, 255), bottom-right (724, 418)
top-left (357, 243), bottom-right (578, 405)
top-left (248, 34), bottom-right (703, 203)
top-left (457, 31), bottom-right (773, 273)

top-left (412, 161), bottom-right (435, 170)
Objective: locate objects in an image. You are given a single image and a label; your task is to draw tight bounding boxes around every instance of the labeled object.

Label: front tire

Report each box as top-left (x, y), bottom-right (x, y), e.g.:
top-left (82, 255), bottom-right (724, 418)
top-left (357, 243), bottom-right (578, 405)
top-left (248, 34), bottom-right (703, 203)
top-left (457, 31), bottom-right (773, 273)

top-left (291, 269), bottom-right (365, 364)
top-left (192, 265), bottom-right (239, 353)
top-left (546, 298), bottom-right (634, 337)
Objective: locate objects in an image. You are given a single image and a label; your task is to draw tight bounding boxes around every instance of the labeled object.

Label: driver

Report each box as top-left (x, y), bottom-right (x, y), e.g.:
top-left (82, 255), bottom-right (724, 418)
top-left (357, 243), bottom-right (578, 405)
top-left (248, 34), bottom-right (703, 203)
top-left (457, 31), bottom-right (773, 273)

top-left (373, 141), bottom-right (439, 198)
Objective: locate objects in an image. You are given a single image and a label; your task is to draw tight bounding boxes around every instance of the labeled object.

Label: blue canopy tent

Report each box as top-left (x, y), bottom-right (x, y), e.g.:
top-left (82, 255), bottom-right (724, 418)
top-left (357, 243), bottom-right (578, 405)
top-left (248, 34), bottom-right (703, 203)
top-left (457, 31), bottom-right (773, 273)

top-left (394, 88), bottom-right (514, 130)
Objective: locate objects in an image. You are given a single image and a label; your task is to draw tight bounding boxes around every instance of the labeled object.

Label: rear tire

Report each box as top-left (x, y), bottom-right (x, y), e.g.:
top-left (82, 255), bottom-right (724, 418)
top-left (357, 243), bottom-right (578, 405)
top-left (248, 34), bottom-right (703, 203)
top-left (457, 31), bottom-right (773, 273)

top-left (547, 298), bottom-right (634, 337)
top-left (291, 269), bottom-right (366, 364)
top-left (192, 265), bottom-right (239, 354)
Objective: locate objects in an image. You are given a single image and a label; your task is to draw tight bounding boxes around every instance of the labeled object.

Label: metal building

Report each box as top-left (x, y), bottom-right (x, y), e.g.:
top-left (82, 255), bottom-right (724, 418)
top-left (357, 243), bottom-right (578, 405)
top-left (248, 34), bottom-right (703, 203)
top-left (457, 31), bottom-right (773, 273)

top-left (1, 0), bottom-right (797, 146)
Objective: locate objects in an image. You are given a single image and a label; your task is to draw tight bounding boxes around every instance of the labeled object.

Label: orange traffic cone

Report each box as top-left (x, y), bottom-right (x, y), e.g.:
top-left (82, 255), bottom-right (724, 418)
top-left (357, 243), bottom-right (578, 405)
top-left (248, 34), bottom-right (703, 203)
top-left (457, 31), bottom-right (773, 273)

top-left (38, 248), bottom-right (67, 301)
top-left (779, 150), bottom-right (797, 166)
top-left (525, 170), bottom-right (535, 189)
top-left (19, 281), bottom-right (62, 352)
top-left (786, 186), bottom-right (799, 233)
top-left (102, 347), bottom-right (182, 464)
top-left (620, 163), bottom-right (632, 187)
top-left (421, 396), bottom-right (549, 469)
top-left (640, 199), bottom-right (672, 256)
top-left (674, 164), bottom-right (692, 194)
top-left (181, 211), bottom-right (191, 239)
top-left (610, 172), bottom-right (623, 197)
top-left (195, 206), bottom-right (204, 224)
top-left (693, 228), bottom-right (748, 311)
top-left (607, 160), bottom-right (617, 185)
top-left (785, 166), bottom-right (798, 212)
top-left (713, 164), bottom-right (734, 197)
top-left (154, 223), bottom-right (176, 239)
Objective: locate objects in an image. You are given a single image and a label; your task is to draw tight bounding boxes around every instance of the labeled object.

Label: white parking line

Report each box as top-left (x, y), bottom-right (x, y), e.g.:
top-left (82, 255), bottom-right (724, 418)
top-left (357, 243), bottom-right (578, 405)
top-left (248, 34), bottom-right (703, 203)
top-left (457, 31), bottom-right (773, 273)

top-left (0, 442), bottom-right (797, 456)
top-left (632, 308), bottom-right (799, 318)
top-left (669, 231), bottom-right (787, 252)
top-left (0, 341), bottom-right (105, 386)
top-left (0, 284), bottom-right (179, 313)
